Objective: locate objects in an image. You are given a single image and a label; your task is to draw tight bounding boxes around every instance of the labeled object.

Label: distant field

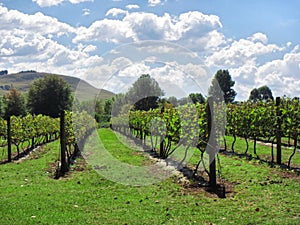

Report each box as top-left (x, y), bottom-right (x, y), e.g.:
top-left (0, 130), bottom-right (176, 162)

top-left (0, 128), bottom-right (299, 224)
top-left (0, 72), bottom-right (114, 101)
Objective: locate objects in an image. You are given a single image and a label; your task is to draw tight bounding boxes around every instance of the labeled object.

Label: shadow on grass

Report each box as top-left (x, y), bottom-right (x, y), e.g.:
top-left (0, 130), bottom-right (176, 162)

top-left (219, 149), bottom-right (300, 175)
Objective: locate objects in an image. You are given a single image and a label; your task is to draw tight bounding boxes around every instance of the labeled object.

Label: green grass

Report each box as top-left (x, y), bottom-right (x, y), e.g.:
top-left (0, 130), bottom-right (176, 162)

top-left (0, 138), bottom-right (47, 162)
top-left (222, 136), bottom-right (300, 167)
top-left (0, 128), bottom-right (299, 224)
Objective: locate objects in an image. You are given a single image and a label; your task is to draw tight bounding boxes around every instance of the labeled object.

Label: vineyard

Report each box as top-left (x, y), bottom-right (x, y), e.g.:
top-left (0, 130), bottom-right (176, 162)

top-left (1, 96), bottom-right (299, 224)
top-left (111, 97), bottom-right (300, 174)
top-left (0, 111), bottom-right (95, 173)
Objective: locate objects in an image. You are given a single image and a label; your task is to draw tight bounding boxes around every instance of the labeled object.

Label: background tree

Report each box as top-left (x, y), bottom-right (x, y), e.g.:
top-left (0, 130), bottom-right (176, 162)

top-left (249, 88), bottom-right (259, 102)
top-left (27, 75), bottom-right (73, 117)
top-left (249, 85), bottom-right (274, 102)
top-left (177, 97), bottom-right (189, 105)
top-left (3, 88), bottom-right (26, 119)
top-left (27, 75), bottom-right (72, 173)
top-left (104, 99), bottom-right (113, 115)
top-left (0, 70), bottom-right (8, 76)
top-left (189, 93), bottom-right (205, 104)
top-left (166, 96), bottom-right (178, 107)
top-left (127, 74), bottom-right (164, 111)
top-left (111, 93), bottom-right (127, 116)
top-left (208, 69), bottom-right (237, 103)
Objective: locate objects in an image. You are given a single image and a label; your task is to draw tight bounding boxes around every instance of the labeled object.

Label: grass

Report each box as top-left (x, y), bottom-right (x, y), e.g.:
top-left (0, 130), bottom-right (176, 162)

top-left (222, 136), bottom-right (300, 167)
top-left (0, 138), bottom-right (48, 162)
top-left (0, 128), bottom-right (299, 224)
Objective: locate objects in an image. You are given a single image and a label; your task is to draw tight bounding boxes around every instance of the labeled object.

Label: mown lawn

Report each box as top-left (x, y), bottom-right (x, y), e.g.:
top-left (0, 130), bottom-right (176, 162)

top-left (0, 128), bottom-right (299, 224)
top-left (222, 136), bottom-right (300, 167)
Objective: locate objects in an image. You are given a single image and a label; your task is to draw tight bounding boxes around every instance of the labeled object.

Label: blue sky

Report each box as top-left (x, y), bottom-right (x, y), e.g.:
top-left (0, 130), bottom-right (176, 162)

top-left (0, 0), bottom-right (300, 100)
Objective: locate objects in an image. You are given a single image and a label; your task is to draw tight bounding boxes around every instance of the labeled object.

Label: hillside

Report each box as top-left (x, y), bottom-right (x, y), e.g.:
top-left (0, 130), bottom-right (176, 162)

top-left (0, 71), bottom-right (114, 101)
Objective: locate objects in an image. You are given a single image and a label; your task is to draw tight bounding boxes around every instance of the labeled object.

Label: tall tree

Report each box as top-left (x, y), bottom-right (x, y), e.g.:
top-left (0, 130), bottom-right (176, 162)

top-left (167, 96), bottom-right (178, 107)
top-left (104, 99), bottom-right (113, 115)
top-left (3, 88), bottom-right (26, 119)
top-left (127, 74), bottom-right (164, 111)
top-left (249, 88), bottom-right (260, 102)
top-left (27, 75), bottom-right (73, 118)
top-left (189, 93), bottom-right (205, 104)
top-left (249, 85), bottom-right (273, 102)
top-left (208, 69), bottom-right (237, 103)
top-left (27, 75), bottom-right (72, 172)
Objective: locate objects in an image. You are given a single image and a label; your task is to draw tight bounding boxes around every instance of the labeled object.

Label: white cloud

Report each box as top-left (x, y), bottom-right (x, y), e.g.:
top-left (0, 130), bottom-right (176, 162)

top-left (0, 5), bottom-right (101, 77)
top-left (226, 44), bottom-right (300, 100)
top-left (255, 46), bottom-right (300, 97)
top-left (33, 0), bottom-right (93, 7)
top-left (82, 8), bottom-right (90, 16)
top-left (248, 32), bottom-right (268, 44)
top-left (82, 44), bottom-right (97, 53)
top-left (105, 8), bottom-right (127, 17)
top-left (33, 0), bottom-right (64, 7)
top-left (74, 10), bottom-right (223, 51)
top-left (69, 0), bottom-right (93, 4)
top-left (0, 6), bottom-right (75, 36)
top-left (1, 5), bottom-right (299, 100)
top-left (148, 0), bottom-right (162, 7)
top-left (126, 4), bottom-right (140, 10)
top-left (206, 33), bottom-right (284, 68)
top-left (73, 19), bottom-right (133, 43)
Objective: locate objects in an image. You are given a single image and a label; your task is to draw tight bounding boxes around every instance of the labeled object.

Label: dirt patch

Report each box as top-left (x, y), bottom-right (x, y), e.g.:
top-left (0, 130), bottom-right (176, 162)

top-left (273, 169), bottom-right (300, 183)
top-left (47, 157), bottom-right (87, 179)
top-left (177, 175), bottom-right (236, 199)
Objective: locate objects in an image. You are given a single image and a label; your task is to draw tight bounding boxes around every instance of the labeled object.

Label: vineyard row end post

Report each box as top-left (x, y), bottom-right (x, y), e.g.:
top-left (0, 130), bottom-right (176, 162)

top-left (276, 97), bottom-right (282, 165)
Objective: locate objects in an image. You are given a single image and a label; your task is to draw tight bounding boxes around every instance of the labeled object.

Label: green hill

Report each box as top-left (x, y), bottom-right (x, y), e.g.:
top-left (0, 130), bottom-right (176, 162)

top-left (0, 71), bottom-right (114, 101)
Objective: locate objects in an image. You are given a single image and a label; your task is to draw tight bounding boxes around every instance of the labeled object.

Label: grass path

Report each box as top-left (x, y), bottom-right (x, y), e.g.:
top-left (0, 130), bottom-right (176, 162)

top-left (0, 128), bottom-right (299, 224)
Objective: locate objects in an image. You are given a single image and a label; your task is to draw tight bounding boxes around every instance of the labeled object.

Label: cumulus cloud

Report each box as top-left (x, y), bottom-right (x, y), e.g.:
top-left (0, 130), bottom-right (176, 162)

top-left (255, 46), bottom-right (300, 97)
top-left (1, 5), bottom-right (299, 99)
top-left (0, 6), bottom-right (75, 36)
top-left (0, 5), bottom-right (101, 76)
top-left (105, 8), bottom-right (127, 17)
top-left (32, 0), bottom-right (64, 7)
top-left (225, 42), bottom-right (300, 100)
top-left (148, 0), bottom-right (162, 7)
top-left (33, 0), bottom-right (93, 7)
top-left (248, 32), bottom-right (268, 44)
top-left (74, 11), bottom-right (223, 51)
top-left (206, 32), bottom-right (284, 68)
top-left (74, 19), bottom-right (133, 43)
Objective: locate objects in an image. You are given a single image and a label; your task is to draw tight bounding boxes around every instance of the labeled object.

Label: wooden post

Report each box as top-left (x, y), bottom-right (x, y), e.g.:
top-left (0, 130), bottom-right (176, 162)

top-left (207, 97), bottom-right (217, 189)
top-left (276, 97), bottom-right (282, 165)
top-left (60, 111), bottom-right (68, 173)
top-left (7, 116), bottom-right (11, 162)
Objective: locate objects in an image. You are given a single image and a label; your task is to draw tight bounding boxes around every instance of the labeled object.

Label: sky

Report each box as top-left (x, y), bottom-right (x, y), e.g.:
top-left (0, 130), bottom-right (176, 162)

top-left (0, 0), bottom-right (300, 100)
